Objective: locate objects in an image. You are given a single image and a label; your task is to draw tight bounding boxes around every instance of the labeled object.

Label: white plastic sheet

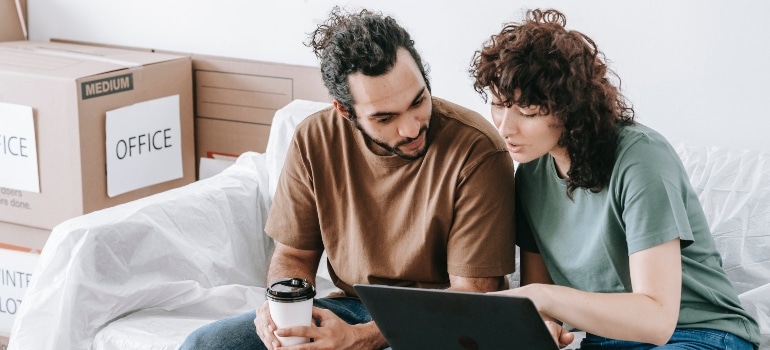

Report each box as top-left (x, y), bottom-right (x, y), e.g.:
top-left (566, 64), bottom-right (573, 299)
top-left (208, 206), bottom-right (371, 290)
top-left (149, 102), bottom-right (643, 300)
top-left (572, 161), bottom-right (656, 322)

top-left (9, 153), bottom-right (274, 350)
top-left (265, 99), bottom-right (331, 198)
top-left (676, 143), bottom-right (770, 348)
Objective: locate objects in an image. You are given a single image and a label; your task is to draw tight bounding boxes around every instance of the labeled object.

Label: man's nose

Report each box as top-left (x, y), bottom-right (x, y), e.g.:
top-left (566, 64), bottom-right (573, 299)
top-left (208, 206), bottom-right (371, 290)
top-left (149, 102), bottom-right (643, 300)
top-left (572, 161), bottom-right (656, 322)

top-left (398, 114), bottom-right (421, 138)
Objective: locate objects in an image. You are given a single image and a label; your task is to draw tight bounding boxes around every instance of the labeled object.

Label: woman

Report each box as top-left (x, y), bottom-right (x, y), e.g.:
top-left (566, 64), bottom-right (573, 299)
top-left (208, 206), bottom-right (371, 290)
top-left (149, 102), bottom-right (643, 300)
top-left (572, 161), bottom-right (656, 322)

top-left (470, 8), bottom-right (760, 350)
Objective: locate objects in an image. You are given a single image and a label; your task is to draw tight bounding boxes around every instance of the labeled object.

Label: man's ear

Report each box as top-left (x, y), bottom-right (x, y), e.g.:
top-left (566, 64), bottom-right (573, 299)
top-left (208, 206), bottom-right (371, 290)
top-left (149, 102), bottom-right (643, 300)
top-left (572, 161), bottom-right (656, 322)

top-left (332, 99), bottom-right (351, 120)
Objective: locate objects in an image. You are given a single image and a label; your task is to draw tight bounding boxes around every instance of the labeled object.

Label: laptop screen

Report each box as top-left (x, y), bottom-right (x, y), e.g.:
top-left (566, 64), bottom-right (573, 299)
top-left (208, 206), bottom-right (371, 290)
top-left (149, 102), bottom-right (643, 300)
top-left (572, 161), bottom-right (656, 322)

top-left (353, 284), bottom-right (559, 350)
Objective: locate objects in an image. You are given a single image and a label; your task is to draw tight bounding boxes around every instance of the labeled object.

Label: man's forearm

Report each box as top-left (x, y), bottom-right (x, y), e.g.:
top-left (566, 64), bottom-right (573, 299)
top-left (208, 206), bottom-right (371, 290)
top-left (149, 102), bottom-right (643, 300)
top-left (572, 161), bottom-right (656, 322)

top-left (448, 275), bottom-right (505, 292)
top-left (265, 243), bottom-right (322, 286)
top-left (267, 253), bottom-right (317, 285)
top-left (352, 321), bottom-right (390, 349)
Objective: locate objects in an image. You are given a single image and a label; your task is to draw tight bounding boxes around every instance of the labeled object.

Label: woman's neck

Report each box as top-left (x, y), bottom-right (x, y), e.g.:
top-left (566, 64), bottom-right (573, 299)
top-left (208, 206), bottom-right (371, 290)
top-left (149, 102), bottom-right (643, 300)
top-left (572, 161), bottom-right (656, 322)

top-left (551, 148), bottom-right (571, 179)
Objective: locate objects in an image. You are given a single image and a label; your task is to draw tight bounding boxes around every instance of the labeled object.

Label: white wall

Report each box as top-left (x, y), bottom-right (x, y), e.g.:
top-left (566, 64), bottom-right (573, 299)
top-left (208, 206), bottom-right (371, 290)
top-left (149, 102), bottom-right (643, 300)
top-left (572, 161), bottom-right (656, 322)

top-left (28, 0), bottom-right (770, 152)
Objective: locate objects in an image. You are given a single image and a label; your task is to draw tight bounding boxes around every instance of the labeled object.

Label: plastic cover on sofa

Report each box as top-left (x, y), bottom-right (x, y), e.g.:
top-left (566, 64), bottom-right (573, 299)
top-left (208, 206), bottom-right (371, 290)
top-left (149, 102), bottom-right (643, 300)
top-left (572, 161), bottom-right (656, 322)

top-left (676, 143), bottom-right (770, 347)
top-left (9, 100), bottom-right (331, 350)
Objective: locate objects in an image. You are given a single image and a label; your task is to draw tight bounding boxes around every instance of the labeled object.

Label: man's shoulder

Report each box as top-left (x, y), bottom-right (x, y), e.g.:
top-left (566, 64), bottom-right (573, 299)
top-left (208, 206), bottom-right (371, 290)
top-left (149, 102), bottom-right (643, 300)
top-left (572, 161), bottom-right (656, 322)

top-left (292, 104), bottom-right (348, 142)
top-left (432, 97), bottom-right (505, 150)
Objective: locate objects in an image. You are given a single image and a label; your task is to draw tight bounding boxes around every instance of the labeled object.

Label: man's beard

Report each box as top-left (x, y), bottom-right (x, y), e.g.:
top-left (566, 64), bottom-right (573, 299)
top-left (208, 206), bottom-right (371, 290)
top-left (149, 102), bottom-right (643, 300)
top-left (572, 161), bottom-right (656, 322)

top-left (351, 118), bottom-right (429, 160)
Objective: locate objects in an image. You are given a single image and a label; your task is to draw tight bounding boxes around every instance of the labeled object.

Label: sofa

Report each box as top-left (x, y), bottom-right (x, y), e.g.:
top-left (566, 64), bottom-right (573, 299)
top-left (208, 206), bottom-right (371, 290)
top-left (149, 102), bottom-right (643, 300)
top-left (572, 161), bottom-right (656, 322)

top-left (9, 99), bottom-right (769, 349)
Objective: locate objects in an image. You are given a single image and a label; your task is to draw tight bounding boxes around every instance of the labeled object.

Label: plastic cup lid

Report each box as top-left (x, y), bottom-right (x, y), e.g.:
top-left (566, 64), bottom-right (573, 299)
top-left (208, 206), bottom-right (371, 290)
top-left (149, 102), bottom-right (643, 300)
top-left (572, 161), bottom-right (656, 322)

top-left (266, 277), bottom-right (316, 302)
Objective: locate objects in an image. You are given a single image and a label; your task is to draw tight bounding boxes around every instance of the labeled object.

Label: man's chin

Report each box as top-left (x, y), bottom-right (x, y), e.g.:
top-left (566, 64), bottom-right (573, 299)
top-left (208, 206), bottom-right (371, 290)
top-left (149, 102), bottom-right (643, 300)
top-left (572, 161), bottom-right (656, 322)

top-left (395, 146), bottom-right (427, 160)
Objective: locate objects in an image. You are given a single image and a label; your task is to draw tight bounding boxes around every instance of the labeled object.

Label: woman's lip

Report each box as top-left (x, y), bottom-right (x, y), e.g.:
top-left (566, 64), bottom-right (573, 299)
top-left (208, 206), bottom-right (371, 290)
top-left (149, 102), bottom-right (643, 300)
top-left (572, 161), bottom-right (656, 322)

top-left (507, 143), bottom-right (522, 153)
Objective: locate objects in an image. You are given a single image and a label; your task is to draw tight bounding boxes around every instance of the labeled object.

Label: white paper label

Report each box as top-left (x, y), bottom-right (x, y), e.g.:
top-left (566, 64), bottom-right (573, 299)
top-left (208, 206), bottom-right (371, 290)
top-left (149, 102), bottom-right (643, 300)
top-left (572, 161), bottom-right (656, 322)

top-left (0, 102), bottom-right (40, 193)
top-left (105, 95), bottom-right (183, 197)
top-left (0, 248), bottom-right (39, 332)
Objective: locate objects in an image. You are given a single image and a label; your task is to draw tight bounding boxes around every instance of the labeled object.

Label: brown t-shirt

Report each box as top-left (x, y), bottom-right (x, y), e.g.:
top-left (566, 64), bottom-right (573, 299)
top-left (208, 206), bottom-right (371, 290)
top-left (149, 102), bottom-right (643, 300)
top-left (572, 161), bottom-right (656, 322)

top-left (265, 97), bottom-right (516, 297)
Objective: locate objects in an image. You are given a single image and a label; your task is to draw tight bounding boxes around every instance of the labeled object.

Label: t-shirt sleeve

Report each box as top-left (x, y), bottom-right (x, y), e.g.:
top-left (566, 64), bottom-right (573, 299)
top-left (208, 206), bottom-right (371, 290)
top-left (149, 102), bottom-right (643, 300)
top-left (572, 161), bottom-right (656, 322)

top-left (617, 138), bottom-right (696, 254)
top-left (514, 180), bottom-right (539, 253)
top-left (446, 151), bottom-right (518, 277)
top-left (264, 135), bottom-right (324, 251)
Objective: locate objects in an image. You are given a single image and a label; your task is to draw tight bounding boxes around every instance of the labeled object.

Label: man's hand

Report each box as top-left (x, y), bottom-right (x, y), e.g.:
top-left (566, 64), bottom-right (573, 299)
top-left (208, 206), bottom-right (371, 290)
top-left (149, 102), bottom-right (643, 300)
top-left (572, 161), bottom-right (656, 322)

top-left (271, 307), bottom-right (385, 350)
top-left (255, 301), bottom-right (281, 350)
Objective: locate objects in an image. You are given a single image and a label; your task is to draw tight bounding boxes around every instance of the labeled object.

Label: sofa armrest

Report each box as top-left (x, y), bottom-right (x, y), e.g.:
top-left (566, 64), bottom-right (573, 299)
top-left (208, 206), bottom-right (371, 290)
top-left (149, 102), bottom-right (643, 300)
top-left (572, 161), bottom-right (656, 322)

top-left (10, 152), bottom-right (274, 350)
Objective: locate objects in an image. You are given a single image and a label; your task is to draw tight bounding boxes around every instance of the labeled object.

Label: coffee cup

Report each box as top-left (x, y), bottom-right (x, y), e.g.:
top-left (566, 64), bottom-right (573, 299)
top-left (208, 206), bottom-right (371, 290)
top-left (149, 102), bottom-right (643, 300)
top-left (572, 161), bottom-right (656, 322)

top-left (266, 277), bottom-right (316, 346)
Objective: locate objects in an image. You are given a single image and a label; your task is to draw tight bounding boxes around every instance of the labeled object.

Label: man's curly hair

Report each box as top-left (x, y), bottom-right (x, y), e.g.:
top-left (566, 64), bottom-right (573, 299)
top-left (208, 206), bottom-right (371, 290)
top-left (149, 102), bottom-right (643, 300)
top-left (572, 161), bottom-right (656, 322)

top-left (305, 6), bottom-right (431, 119)
top-left (470, 9), bottom-right (635, 198)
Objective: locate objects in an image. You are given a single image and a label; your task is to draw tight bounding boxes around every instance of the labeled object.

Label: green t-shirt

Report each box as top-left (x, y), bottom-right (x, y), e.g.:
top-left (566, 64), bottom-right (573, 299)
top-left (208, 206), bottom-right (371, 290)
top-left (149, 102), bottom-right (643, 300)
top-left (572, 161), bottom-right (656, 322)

top-left (515, 123), bottom-right (760, 347)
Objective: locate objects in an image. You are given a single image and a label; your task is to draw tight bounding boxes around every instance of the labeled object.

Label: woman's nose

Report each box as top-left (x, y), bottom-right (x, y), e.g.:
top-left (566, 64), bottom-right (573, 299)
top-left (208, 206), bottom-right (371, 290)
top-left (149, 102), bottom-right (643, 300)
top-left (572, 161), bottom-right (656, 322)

top-left (496, 109), bottom-right (517, 138)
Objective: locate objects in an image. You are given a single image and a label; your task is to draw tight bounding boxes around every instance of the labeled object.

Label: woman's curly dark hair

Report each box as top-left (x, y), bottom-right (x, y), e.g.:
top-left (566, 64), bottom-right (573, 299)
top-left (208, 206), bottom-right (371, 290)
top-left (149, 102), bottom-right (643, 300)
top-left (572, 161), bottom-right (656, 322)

top-left (470, 9), bottom-right (634, 198)
top-left (304, 6), bottom-right (431, 118)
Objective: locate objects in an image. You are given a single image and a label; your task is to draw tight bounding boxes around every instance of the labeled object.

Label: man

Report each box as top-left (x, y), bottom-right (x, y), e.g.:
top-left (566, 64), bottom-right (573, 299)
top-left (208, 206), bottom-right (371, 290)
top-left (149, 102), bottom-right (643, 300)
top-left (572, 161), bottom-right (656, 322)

top-left (181, 7), bottom-right (516, 350)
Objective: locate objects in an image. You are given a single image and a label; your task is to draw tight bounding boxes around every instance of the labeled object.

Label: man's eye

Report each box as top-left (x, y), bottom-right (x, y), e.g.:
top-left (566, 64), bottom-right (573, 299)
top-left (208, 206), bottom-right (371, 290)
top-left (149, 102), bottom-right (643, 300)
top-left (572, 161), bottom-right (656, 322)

top-left (412, 96), bottom-right (425, 107)
top-left (376, 116), bottom-right (393, 124)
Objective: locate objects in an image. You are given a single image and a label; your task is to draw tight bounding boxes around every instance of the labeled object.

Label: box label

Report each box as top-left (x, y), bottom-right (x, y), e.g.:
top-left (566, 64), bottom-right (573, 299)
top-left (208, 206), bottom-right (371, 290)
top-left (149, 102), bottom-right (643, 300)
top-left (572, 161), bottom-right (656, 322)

top-left (0, 102), bottom-right (39, 193)
top-left (105, 95), bottom-right (183, 197)
top-left (81, 73), bottom-right (134, 100)
top-left (0, 247), bottom-right (38, 333)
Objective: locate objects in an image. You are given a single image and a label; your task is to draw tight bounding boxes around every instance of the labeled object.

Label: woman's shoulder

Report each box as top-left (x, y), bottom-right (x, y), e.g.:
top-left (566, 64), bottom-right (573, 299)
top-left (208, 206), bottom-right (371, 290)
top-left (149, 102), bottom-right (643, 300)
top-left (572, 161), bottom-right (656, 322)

top-left (613, 123), bottom-right (689, 184)
top-left (616, 123), bottom-right (680, 164)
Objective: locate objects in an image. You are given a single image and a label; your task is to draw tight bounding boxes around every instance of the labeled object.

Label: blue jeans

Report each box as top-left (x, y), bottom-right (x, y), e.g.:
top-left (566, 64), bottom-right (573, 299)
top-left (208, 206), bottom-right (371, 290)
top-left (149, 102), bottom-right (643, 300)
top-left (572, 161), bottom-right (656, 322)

top-left (180, 297), bottom-right (373, 350)
top-left (579, 328), bottom-right (756, 349)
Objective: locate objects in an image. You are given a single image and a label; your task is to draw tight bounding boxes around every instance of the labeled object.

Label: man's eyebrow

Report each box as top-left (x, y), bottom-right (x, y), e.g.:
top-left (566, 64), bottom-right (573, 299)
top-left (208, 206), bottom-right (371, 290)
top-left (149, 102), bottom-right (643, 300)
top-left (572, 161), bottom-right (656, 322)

top-left (369, 88), bottom-right (426, 117)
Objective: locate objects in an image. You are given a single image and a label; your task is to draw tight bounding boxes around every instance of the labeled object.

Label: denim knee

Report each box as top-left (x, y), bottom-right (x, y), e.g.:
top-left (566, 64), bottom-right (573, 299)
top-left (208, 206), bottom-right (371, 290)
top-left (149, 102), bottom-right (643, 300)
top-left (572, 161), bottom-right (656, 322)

top-left (180, 311), bottom-right (265, 350)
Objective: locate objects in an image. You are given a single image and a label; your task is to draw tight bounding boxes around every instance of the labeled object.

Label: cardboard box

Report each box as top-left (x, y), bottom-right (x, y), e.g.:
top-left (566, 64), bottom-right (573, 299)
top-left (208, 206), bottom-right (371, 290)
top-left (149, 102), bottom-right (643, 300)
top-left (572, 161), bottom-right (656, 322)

top-left (0, 0), bottom-right (26, 42)
top-left (48, 39), bottom-right (331, 177)
top-left (192, 55), bottom-right (329, 173)
top-left (0, 222), bottom-right (47, 339)
top-left (0, 41), bottom-right (195, 230)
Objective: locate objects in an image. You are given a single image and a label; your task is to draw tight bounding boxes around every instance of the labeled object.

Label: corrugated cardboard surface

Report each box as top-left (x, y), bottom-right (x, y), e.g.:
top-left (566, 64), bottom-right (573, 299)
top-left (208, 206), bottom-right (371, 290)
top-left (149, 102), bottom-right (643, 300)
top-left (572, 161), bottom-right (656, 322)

top-left (46, 39), bottom-right (331, 177)
top-left (0, 0), bottom-right (25, 42)
top-left (190, 54), bottom-right (328, 174)
top-left (195, 70), bottom-right (293, 125)
top-left (0, 41), bottom-right (195, 230)
top-left (0, 222), bottom-right (48, 252)
top-left (195, 117), bottom-right (271, 157)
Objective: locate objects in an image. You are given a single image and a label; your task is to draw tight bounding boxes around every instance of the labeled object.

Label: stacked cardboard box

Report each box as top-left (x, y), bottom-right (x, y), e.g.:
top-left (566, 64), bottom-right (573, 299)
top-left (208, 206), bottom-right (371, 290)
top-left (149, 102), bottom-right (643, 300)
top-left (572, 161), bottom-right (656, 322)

top-left (1, 15), bottom-right (196, 338)
top-left (0, 222), bottom-right (45, 342)
top-left (191, 54), bottom-right (329, 177)
top-left (0, 40), bottom-right (196, 231)
top-left (49, 40), bottom-right (331, 178)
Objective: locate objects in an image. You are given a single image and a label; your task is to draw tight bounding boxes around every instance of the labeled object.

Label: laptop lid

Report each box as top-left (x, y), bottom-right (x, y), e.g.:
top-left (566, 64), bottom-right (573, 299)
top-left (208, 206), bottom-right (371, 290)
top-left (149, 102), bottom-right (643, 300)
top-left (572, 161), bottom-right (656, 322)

top-left (354, 284), bottom-right (558, 350)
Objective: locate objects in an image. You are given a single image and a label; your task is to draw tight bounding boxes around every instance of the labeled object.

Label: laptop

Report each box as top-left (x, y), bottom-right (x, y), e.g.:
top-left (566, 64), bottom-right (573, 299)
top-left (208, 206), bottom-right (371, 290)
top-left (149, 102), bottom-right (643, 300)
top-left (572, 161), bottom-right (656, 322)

top-left (354, 284), bottom-right (558, 350)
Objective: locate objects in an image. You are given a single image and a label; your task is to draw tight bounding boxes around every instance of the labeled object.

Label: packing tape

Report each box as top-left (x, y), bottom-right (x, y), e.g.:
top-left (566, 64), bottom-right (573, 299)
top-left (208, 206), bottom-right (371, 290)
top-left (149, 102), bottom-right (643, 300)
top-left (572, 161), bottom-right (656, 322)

top-left (31, 47), bottom-right (143, 67)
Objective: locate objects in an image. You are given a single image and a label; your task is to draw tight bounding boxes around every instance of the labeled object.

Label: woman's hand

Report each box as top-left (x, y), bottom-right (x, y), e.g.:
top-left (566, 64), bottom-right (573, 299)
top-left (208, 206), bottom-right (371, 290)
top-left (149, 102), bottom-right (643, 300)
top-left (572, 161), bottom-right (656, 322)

top-left (543, 318), bottom-right (576, 348)
top-left (491, 285), bottom-right (575, 348)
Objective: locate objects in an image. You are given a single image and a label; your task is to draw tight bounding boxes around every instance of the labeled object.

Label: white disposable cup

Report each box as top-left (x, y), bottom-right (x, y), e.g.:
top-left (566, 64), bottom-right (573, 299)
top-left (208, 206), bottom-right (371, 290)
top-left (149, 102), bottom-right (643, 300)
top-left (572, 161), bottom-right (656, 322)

top-left (266, 278), bottom-right (316, 346)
